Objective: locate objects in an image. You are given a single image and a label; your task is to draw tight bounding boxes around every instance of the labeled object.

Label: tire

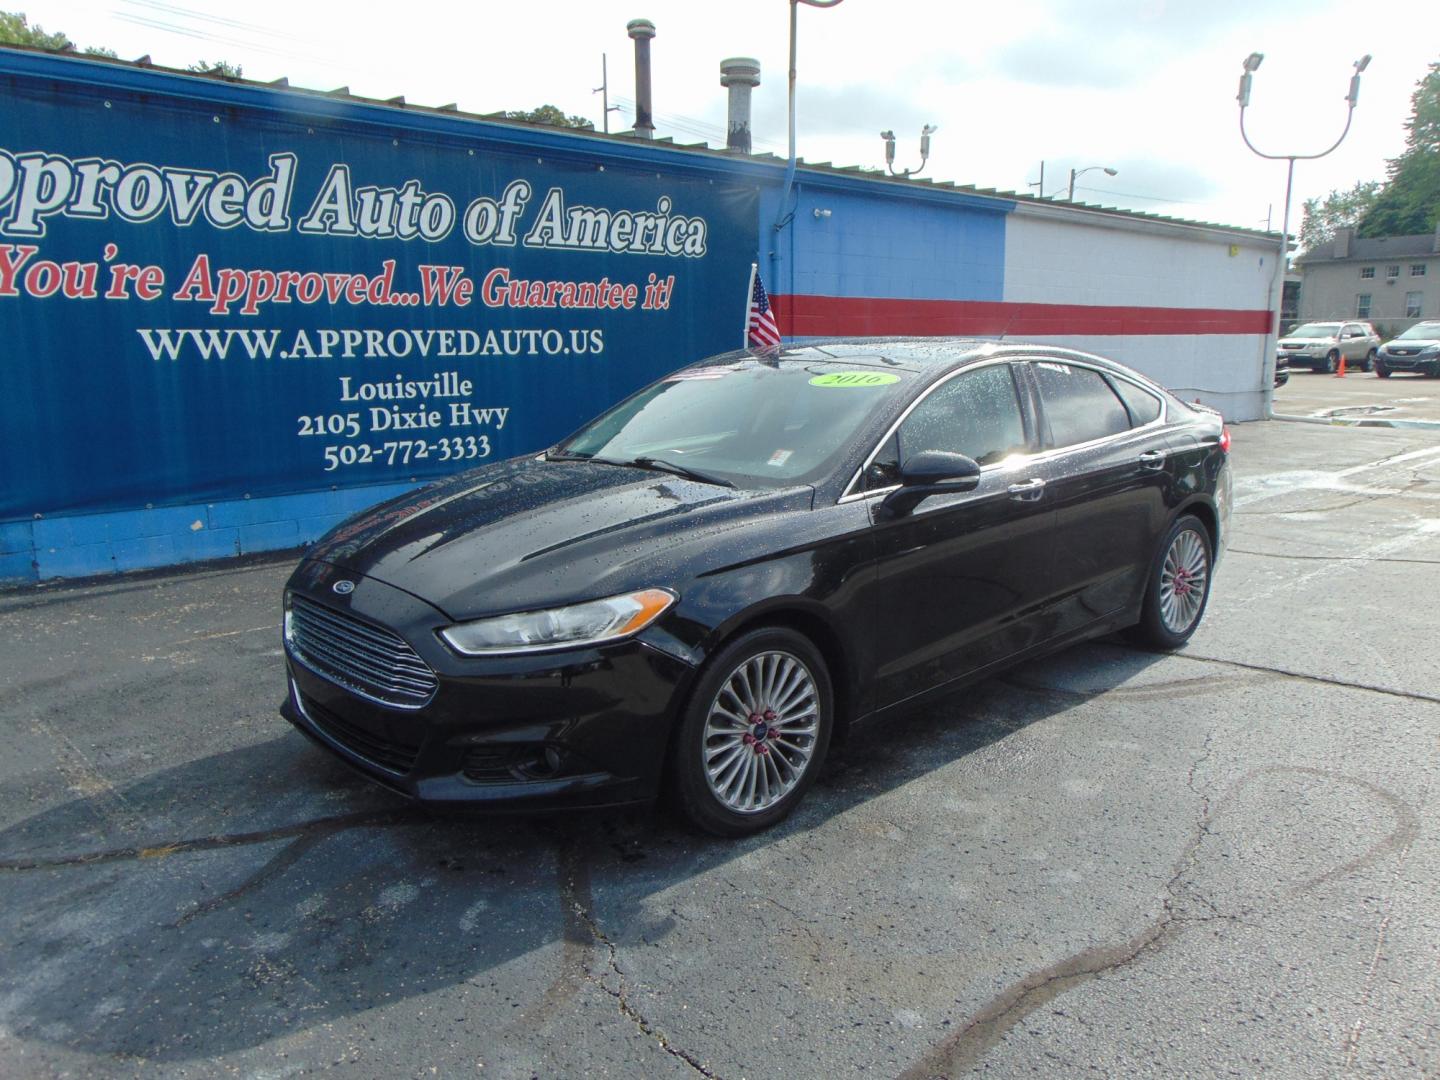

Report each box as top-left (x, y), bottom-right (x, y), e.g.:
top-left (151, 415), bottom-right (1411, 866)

top-left (669, 627), bottom-right (833, 837)
top-left (1321, 350), bottom-right (1339, 374)
top-left (1127, 515), bottom-right (1214, 651)
top-left (1375, 362), bottom-right (1391, 379)
top-left (1363, 349), bottom-right (1376, 373)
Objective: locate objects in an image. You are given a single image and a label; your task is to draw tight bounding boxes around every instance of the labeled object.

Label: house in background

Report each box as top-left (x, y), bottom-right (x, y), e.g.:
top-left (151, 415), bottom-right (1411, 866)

top-left (1294, 225), bottom-right (1440, 336)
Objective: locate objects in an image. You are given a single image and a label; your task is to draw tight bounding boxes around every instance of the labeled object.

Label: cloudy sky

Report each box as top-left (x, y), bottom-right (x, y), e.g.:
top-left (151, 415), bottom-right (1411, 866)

top-left (19, 0), bottom-right (1440, 233)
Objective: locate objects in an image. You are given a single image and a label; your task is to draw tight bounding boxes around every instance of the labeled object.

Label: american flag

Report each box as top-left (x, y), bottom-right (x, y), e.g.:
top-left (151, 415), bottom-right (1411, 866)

top-left (746, 266), bottom-right (782, 350)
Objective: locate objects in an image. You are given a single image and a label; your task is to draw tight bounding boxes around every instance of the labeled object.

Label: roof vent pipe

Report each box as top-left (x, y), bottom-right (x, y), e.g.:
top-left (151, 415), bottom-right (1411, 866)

top-left (627, 19), bottom-right (656, 139)
top-left (720, 57), bottom-right (761, 154)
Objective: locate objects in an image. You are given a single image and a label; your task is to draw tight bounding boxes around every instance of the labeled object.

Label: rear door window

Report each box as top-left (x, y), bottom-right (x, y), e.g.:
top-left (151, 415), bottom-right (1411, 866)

top-left (1109, 377), bottom-right (1162, 427)
top-left (1032, 361), bottom-right (1132, 448)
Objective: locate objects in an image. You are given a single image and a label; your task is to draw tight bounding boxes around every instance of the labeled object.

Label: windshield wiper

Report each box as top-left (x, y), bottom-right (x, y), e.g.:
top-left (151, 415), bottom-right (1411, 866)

top-left (621, 456), bottom-right (735, 488)
top-left (544, 448), bottom-right (592, 461)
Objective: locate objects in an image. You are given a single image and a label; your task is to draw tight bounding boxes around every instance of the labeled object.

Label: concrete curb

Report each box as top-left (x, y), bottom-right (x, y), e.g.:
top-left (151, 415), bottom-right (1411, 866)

top-left (1323, 416), bottom-right (1440, 430)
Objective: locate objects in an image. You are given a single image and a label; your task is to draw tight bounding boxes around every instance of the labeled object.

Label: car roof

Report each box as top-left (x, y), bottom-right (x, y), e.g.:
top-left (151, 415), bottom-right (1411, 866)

top-left (711, 337), bottom-right (1141, 376)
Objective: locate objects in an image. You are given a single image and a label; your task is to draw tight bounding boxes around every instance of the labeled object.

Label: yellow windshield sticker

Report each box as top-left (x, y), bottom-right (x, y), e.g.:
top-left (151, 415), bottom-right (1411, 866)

top-left (809, 372), bottom-right (901, 388)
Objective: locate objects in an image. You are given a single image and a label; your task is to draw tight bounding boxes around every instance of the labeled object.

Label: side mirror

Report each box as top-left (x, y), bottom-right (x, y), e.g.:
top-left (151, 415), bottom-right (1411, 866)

top-left (878, 450), bottom-right (981, 518)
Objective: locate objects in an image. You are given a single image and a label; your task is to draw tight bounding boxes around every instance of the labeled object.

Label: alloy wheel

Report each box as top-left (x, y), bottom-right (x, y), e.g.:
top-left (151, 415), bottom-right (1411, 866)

top-left (702, 651), bottom-right (820, 814)
top-left (1159, 528), bottom-right (1209, 634)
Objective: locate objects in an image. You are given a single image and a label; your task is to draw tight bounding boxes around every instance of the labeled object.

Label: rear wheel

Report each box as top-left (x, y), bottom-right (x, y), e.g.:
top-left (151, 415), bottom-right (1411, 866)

top-left (669, 627), bottom-right (833, 836)
top-left (1363, 349), bottom-right (1376, 372)
top-left (1127, 515), bottom-right (1213, 651)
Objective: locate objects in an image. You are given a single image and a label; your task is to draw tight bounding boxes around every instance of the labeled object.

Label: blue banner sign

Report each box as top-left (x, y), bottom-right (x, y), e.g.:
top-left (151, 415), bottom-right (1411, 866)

top-left (0, 63), bottom-right (759, 518)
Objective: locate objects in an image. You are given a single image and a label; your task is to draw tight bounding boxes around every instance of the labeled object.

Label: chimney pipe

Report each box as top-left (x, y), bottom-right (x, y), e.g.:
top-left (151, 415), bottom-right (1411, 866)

top-left (1334, 226), bottom-right (1352, 258)
top-left (720, 57), bottom-right (761, 154)
top-left (627, 19), bottom-right (656, 140)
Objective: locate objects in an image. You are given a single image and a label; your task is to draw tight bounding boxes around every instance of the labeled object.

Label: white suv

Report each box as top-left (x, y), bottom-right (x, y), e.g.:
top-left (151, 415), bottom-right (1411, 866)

top-left (1277, 321), bottom-right (1382, 373)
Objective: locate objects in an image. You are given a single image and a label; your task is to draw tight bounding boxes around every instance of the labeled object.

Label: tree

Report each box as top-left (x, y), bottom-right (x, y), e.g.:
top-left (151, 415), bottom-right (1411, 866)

top-left (1, 10), bottom-right (68, 48)
top-left (1300, 181), bottom-right (1381, 250)
top-left (1, 10), bottom-right (114, 54)
top-left (189, 59), bottom-right (243, 78)
top-left (1360, 59), bottom-right (1440, 237)
top-left (500, 105), bottom-right (594, 131)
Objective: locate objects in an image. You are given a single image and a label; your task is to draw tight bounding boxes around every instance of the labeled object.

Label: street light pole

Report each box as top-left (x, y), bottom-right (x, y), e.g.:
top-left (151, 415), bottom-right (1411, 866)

top-left (592, 53), bottom-right (621, 134)
top-left (1237, 51), bottom-right (1370, 419)
top-left (1067, 165), bottom-right (1117, 201)
top-left (771, 0), bottom-right (844, 337)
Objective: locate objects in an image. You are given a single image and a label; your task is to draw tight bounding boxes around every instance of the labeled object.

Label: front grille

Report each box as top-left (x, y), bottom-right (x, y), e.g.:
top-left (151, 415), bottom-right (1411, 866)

top-left (298, 691), bottom-right (421, 774)
top-left (287, 594), bottom-right (438, 708)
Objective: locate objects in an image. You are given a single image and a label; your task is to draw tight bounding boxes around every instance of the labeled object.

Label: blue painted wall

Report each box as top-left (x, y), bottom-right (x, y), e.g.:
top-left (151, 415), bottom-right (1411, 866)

top-left (759, 182), bottom-right (1008, 303)
top-left (0, 49), bottom-right (1017, 586)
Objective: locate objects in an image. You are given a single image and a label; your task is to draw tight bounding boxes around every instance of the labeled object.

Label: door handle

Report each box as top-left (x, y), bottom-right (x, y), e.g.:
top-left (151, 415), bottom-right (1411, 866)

top-left (1138, 450), bottom-right (1166, 471)
top-left (1008, 478), bottom-right (1046, 501)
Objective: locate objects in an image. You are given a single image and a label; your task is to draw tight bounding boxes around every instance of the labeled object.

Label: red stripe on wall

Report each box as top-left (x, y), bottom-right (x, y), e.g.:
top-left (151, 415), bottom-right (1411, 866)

top-left (777, 295), bottom-right (1274, 338)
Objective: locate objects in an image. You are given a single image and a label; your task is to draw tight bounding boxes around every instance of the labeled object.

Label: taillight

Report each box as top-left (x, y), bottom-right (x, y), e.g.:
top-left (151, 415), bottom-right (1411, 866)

top-left (1219, 427), bottom-right (1231, 454)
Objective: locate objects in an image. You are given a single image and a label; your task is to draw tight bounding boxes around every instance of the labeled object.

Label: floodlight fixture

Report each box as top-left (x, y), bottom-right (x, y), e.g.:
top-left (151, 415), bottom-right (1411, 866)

top-left (880, 125), bottom-right (938, 178)
top-left (1348, 54), bottom-right (1373, 106)
top-left (920, 124), bottom-right (937, 162)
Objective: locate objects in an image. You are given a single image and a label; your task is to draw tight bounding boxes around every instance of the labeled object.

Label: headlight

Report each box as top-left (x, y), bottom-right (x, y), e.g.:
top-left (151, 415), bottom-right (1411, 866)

top-left (438, 588), bottom-right (677, 655)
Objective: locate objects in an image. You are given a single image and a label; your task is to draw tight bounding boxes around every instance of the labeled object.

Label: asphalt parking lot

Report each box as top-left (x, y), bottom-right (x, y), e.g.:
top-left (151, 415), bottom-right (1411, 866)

top-left (1276, 363), bottom-right (1440, 425)
top-left (3, 417), bottom-right (1439, 1078)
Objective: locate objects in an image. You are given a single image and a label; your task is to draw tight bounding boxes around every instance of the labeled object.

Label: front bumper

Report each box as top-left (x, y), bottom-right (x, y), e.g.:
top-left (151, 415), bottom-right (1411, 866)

top-left (1377, 351), bottom-right (1440, 373)
top-left (1278, 347), bottom-right (1339, 370)
top-left (280, 561), bottom-right (698, 811)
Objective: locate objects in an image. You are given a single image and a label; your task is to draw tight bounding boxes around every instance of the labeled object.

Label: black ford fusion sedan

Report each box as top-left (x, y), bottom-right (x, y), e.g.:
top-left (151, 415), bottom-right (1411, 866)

top-left (281, 340), bottom-right (1230, 836)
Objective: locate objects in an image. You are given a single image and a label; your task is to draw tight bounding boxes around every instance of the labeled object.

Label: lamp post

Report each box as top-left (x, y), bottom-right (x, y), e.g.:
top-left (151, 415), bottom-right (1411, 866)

top-left (771, 0), bottom-right (845, 337)
top-left (1236, 51), bottom-right (1370, 417)
top-left (1067, 165), bottom-right (1117, 201)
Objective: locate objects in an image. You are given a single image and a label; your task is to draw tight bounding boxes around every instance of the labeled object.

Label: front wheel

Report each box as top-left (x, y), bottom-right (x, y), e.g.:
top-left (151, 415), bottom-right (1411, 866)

top-left (1321, 350), bottom-right (1339, 374)
top-left (1127, 515), bottom-right (1214, 650)
top-left (669, 627), bottom-right (833, 836)
top-left (1375, 362), bottom-right (1391, 379)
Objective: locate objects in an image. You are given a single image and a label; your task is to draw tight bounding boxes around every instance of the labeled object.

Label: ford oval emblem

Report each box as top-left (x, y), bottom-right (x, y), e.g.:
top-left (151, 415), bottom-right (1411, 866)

top-left (332, 580), bottom-right (356, 595)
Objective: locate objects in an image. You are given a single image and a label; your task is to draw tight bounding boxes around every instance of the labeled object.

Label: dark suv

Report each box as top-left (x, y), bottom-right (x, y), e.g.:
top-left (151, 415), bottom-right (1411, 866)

top-left (1375, 322), bottom-right (1440, 378)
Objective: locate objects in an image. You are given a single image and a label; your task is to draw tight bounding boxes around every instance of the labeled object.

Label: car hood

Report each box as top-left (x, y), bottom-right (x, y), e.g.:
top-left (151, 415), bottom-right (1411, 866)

top-left (307, 456), bottom-right (814, 618)
top-left (1383, 337), bottom-right (1440, 348)
top-left (1277, 337), bottom-right (1334, 347)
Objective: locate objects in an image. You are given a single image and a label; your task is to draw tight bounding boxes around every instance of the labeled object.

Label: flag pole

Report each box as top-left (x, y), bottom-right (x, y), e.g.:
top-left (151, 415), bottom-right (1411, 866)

top-left (743, 262), bottom-right (758, 348)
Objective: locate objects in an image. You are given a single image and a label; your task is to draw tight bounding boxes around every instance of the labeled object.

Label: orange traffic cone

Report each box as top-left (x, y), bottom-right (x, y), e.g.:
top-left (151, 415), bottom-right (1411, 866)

top-left (1334, 354), bottom-right (1347, 378)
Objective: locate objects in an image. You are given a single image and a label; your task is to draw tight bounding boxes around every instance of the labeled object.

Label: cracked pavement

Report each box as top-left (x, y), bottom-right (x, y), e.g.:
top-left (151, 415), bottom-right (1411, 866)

top-left (1, 419), bottom-right (1438, 1077)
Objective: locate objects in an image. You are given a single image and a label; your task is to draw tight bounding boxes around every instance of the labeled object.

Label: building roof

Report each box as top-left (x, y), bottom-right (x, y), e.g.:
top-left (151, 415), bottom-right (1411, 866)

top-left (1298, 233), bottom-right (1440, 264)
top-left (0, 43), bottom-right (1280, 242)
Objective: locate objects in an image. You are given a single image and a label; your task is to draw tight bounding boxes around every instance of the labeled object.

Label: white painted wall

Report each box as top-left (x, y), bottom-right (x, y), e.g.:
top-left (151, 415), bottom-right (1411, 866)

top-left (1004, 208), bottom-right (1277, 420)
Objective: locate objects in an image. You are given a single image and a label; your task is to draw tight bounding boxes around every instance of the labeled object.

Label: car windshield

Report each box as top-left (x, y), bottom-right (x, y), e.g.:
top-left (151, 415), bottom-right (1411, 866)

top-left (1289, 324), bottom-right (1341, 338)
top-left (556, 357), bottom-right (912, 489)
top-left (1395, 323), bottom-right (1440, 340)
